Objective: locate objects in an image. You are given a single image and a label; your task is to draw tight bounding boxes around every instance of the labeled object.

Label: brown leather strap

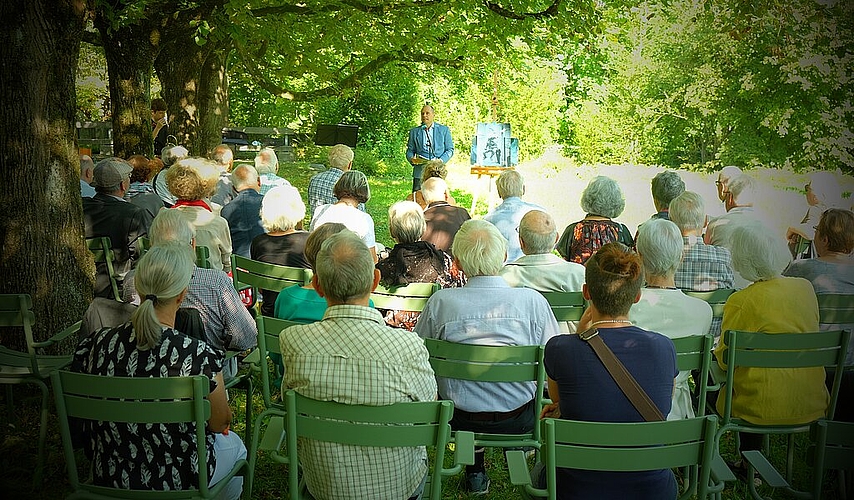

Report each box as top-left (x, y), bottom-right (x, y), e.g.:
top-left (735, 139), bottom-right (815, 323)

top-left (579, 327), bottom-right (665, 422)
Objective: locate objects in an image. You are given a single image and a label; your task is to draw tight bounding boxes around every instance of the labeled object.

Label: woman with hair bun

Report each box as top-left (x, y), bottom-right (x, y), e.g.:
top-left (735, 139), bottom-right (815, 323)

top-left (539, 242), bottom-right (678, 499)
top-left (71, 245), bottom-right (245, 498)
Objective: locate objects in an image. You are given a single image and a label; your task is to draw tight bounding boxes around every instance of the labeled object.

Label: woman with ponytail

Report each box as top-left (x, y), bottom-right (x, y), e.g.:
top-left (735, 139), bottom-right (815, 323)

top-left (71, 245), bottom-right (245, 498)
top-left (537, 242), bottom-right (678, 499)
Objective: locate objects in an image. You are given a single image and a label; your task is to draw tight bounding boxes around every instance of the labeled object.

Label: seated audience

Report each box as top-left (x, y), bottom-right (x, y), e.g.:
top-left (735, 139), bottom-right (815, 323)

top-left (500, 210), bottom-right (585, 332)
top-left (83, 157), bottom-right (153, 298)
top-left (280, 230), bottom-right (437, 500)
top-left (705, 174), bottom-right (761, 289)
top-left (540, 242), bottom-right (677, 498)
top-left (255, 147), bottom-right (290, 195)
top-left (421, 177), bottom-right (471, 255)
top-left (210, 144), bottom-right (236, 206)
top-left (415, 219), bottom-right (559, 494)
top-left (669, 191), bottom-right (735, 338)
top-left (648, 170), bottom-right (685, 221)
top-left (166, 157), bottom-right (233, 272)
top-left (786, 171), bottom-right (845, 259)
top-left (405, 159), bottom-right (457, 210)
top-left (309, 170), bottom-right (378, 262)
top-left (632, 218), bottom-right (712, 420)
top-left (71, 244), bottom-right (245, 498)
top-left (784, 208), bottom-right (854, 363)
top-left (376, 201), bottom-right (466, 330)
top-left (222, 165), bottom-right (264, 258)
top-left (123, 209), bottom-right (257, 381)
top-left (152, 144), bottom-right (188, 206)
top-left (557, 176), bottom-right (633, 264)
top-left (483, 170), bottom-right (546, 263)
top-left (714, 224), bottom-right (827, 478)
top-left (250, 185), bottom-right (310, 317)
top-left (80, 154), bottom-right (95, 197)
top-left (307, 144), bottom-right (364, 216)
top-left (125, 154), bottom-right (165, 217)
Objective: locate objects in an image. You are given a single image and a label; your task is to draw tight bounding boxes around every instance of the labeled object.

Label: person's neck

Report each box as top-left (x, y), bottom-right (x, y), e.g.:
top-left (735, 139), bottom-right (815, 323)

top-left (336, 197), bottom-right (359, 208)
top-left (645, 275), bottom-right (676, 289)
top-left (587, 310), bottom-right (633, 328)
top-left (154, 305), bottom-right (178, 329)
top-left (818, 251), bottom-right (852, 263)
top-left (683, 229), bottom-right (703, 238)
top-left (325, 296), bottom-right (371, 307)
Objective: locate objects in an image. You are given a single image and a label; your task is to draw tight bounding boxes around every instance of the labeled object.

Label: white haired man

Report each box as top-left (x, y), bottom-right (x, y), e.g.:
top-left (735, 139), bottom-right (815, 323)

top-left (483, 170), bottom-right (546, 263)
top-left (254, 147), bottom-right (290, 195)
top-left (221, 165), bottom-right (264, 258)
top-left (500, 210), bottom-right (584, 331)
top-left (715, 165), bottom-right (743, 202)
top-left (280, 230), bottom-right (437, 499)
top-left (210, 144), bottom-right (236, 206)
top-left (705, 174), bottom-right (762, 288)
top-left (80, 154), bottom-right (95, 197)
top-left (415, 220), bottom-right (559, 494)
top-left (307, 144), bottom-right (365, 216)
top-left (421, 177), bottom-right (471, 254)
top-left (83, 157), bottom-right (154, 298)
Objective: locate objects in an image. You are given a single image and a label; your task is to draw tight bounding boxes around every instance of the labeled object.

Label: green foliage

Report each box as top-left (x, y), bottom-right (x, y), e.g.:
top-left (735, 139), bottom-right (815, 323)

top-left (75, 43), bottom-right (109, 122)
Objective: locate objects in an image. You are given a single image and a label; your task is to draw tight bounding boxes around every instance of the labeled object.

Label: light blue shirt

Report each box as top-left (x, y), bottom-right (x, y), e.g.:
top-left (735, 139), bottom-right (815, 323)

top-left (80, 179), bottom-right (95, 198)
top-left (483, 197), bottom-right (546, 263)
top-left (414, 275), bottom-right (560, 412)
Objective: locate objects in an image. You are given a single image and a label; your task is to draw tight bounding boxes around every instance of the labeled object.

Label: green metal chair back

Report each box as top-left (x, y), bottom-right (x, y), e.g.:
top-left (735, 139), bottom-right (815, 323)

top-left (684, 289), bottom-right (735, 320)
top-left (51, 370), bottom-right (247, 499)
top-left (507, 415), bottom-right (720, 500)
top-left (672, 334), bottom-right (714, 416)
top-left (254, 315), bottom-right (306, 408)
top-left (248, 390), bottom-right (474, 500)
top-left (424, 338), bottom-right (546, 448)
top-left (809, 419), bottom-right (854, 500)
top-left (818, 293), bottom-right (854, 326)
top-left (370, 282), bottom-right (439, 312)
top-left (138, 237), bottom-right (211, 269)
top-left (539, 291), bottom-right (586, 322)
top-left (230, 255), bottom-right (312, 310)
top-left (86, 236), bottom-right (121, 301)
top-left (0, 294), bottom-right (77, 484)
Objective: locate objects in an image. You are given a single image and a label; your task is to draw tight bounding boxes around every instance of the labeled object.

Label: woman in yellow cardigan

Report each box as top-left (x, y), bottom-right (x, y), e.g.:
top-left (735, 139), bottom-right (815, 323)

top-left (714, 223), bottom-right (826, 480)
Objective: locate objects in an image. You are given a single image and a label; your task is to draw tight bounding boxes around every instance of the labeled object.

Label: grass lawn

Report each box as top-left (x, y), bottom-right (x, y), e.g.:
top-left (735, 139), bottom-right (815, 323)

top-left (2, 152), bottom-right (852, 498)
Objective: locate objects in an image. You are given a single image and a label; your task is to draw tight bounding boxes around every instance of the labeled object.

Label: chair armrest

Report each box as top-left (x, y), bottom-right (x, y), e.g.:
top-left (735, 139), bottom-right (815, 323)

top-left (242, 348), bottom-right (261, 367)
top-left (709, 452), bottom-right (736, 483)
top-left (506, 450), bottom-right (532, 487)
top-left (742, 450), bottom-right (789, 488)
top-left (32, 321), bottom-right (81, 350)
top-left (708, 362), bottom-right (725, 391)
top-left (453, 431), bottom-right (475, 467)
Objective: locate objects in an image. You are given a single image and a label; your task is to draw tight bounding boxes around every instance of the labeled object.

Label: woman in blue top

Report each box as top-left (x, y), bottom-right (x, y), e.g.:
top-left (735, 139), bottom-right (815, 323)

top-left (541, 242), bottom-right (678, 499)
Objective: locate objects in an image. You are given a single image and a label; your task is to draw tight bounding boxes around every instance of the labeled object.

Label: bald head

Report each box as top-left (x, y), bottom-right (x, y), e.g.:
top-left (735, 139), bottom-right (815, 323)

top-left (231, 165), bottom-right (260, 191)
top-left (519, 210), bottom-right (558, 255)
top-left (80, 155), bottom-right (94, 183)
top-left (211, 144), bottom-right (234, 172)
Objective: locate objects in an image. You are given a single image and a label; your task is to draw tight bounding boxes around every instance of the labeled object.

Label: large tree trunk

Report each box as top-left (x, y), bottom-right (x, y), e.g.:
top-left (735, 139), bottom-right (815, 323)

top-left (197, 46), bottom-right (231, 155)
top-left (95, 13), bottom-right (160, 158)
top-left (0, 0), bottom-right (91, 351)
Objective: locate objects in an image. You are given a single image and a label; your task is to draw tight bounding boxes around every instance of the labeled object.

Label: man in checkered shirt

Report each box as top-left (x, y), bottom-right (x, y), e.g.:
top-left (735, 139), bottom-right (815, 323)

top-left (669, 191), bottom-right (735, 338)
top-left (280, 230), bottom-right (437, 499)
top-left (307, 144), bottom-right (364, 217)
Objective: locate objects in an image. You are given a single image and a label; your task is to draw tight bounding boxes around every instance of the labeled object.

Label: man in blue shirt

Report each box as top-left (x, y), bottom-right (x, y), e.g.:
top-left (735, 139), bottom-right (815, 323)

top-left (221, 165), bottom-right (264, 257)
top-left (406, 105), bottom-right (454, 192)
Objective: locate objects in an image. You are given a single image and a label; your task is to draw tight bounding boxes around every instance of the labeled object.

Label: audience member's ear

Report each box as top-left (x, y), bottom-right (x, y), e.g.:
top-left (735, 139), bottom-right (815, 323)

top-left (312, 274), bottom-right (325, 298)
top-left (703, 214), bottom-right (709, 229)
top-left (371, 269), bottom-right (381, 292)
top-left (633, 290), bottom-right (642, 304)
top-left (581, 283), bottom-right (591, 301)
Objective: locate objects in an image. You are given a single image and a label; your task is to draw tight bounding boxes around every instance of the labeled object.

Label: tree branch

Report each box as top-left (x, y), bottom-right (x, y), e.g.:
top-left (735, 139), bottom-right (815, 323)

top-left (483, 0), bottom-right (562, 20)
top-left (251, 0), bottom-right (444, 17)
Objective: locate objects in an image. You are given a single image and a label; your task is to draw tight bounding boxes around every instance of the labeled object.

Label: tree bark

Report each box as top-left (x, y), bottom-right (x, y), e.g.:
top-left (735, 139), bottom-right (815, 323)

top-left (95, 11), bottom-right (161, 158)
top-left (0, 0), bottom-right (91, 351)
top-left (197, 46), bottom-right (230, 156)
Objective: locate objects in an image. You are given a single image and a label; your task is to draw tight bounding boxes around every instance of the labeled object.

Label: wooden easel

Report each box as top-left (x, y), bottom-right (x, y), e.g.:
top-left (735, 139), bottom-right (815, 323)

top-left (469, 166), bottom-right (513, 213)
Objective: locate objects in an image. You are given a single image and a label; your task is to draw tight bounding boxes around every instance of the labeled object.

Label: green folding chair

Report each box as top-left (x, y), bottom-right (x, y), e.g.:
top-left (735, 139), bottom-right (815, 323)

top-left (251, 315), bottom-right (306, 409)
top-left (424, 338), bottom-right (546, 451)
top-left (86, 236), bottom-right (122, 301)
top-left (507, 415), bottom-right (724, 500)
top-left (809, 419), bottom-right (854, 500)
top-left (714, 329), bottom-right (850, 499)
top-left (684, 289), bottom-right (735, 321)
top-left (0, 293), bottom-right (78, 484)
top-left (230, 254), bottom-right (312, 310)
top-left (52, 371), bottom-right (248, 499)
top-left (139, 236), bottom-right (210, 269)
top-left (369, 282), bottom-right (439, 312)
top-left (539, 291), bottom-right (586, 322)
top-left (248, 390), bottom-right (475, 499)
top-left (818, 293), bottom-right (854, 329)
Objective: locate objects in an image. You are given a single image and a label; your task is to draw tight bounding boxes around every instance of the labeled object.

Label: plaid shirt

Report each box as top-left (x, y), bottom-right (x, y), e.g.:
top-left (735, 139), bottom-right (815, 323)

top-left (281, 305), bottom-right (437, 499)
top-left (675, 236), bottom-right (735, 338)
top-left (307, 168), bottom-right (365, 217)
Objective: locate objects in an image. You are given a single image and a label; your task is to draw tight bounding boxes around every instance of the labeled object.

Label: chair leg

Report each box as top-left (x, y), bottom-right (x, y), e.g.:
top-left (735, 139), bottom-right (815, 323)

top-left (243, 378), bottom-right (253, 443)
top-left (5, 385), bottom-right (14, 421)
top-left (34, 379), bottom-right (50, 486)
top-left (786, 433), bottom-right (796, 483)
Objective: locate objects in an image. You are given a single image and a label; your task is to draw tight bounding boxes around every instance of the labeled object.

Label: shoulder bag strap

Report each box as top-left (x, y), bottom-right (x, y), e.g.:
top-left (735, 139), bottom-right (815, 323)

top-left (579, 327), bottom-right (665, 422)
